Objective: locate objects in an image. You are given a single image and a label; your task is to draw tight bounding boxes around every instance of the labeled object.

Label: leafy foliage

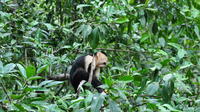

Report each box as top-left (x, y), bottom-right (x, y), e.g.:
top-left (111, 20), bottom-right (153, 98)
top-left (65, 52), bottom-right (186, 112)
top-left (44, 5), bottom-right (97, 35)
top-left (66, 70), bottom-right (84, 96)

top-left (0, 0), bottom-right (200, 111)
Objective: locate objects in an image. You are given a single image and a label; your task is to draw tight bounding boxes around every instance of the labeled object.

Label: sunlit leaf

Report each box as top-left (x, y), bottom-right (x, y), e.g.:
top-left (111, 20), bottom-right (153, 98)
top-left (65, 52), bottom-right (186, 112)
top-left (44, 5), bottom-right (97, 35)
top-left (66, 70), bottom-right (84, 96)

top-left (177, 49), bottom-right (187, 59)
top-left (77, 4), bottom-right (91, 9)
top-left (4, 63), bottom-right (15, 74)
top-left (37, 65), bottom-right (48, 74)
top-left (43, 23), bottom-right (54, 30)
top-left (39, 80), bottom-right (53, 87)
top-left (180, 61), bottom-right (193, 69)
top-left (163, 74), bottom-right (174, 82)
top-left (17, 64), bottom-right (27, 78)
top-left (45, 81), bottom-right (64, 87)
top-left (111, 67), bottom-right (126, 72)
top-left (115, 17), bottom-right (129, 24)
top-left (168, 43), bottom-right (182, 49)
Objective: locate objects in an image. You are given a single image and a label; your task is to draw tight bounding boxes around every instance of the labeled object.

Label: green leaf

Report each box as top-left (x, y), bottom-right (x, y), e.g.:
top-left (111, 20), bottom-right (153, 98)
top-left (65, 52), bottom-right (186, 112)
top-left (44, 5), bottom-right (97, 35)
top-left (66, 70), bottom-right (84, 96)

top-left (14, 104), bottom-right (26, 111)
top-left (115, 17), bottom-right (129, 24)
top-left (163, 74), bottom-right (174, 82)
top-left (0, 61), bottom-right (3, 74)
top-left (156, 50), bottom-right (168, 57)
top-left (177, 49), bottom-right (187, 59)
top-left (10, 94), bottom-right (23, 99)
top-left (39, 80), bottom-right (53, 87)
top-left (108, 99), bottom-right (121, 112)
top-left (194, 25), bottom-right (200, 39)
top-left (91, 94), bottom-right (105, 112)
top-left (111, 67), bottom-right (126, 72)
top-left (43, 23), bottom-right (54, 30)
top-left (16, 64), bottom-right (27, 78)
top-left (26, 65), bottom-right (36, 78)
top-left (146, 82), bottom-right (159, 95)
top-left (159, 38), bottom-right (165, 47)
top-left (180, 61), bottom-right (193, 69)
top-left (162, 104), bottom-right (180, 111)
top-left (83, 25), bottom-right (92, 38)
top-left (140, 33), bottom-right (149, 43)
top-left (89, 27), bottom-right (100, 48)
top-left (4, 63), bottom-right (16, 74)
top-left (76, 24), bottom-right (85, 35)
top-left (37, 65), bottom-right (48, 74)
top-left (76, 24), bottom-right (92, 38)
top-left (45, 81), bottom-right (64, 87)
top-left (117, 75), bottom-right (134, 82)
top-left (168, 43), bottom-right (182, 49)
top-left (28, 76), bottom-right (43, 81)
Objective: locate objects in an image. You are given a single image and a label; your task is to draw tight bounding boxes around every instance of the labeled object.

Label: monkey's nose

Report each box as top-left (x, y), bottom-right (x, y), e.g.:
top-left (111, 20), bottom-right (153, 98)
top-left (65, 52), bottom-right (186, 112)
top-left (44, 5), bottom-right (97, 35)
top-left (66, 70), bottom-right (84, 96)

top-left (103, 62), bottom-right (107, 65)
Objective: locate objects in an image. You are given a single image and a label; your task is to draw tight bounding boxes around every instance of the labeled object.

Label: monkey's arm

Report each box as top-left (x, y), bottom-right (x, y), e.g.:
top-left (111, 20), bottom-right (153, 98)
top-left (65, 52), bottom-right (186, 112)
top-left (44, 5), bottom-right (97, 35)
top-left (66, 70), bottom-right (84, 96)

top-left (91, 76), bottom-right (104, 93)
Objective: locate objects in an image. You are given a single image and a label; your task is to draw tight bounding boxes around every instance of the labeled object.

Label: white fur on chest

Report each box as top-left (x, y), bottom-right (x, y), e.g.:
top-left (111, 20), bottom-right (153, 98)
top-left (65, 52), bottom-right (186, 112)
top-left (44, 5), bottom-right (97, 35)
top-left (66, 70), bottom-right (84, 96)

top-left (84, 55), bottom-right (100, 78)
top-left (84, 55), bottom-right (93, 72)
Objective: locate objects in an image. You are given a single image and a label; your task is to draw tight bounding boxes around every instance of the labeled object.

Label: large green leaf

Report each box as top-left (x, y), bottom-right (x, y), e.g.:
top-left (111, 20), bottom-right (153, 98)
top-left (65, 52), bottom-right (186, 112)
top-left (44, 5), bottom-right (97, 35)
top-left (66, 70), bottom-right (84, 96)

top-left (108, 99), bottom-right (121, 112)
top-left (4, 63), bottom-right (16, 74)
top-left (26, 65), bottom-right (36, 78)
top-left (82, 25), bottom-right (92, 38)
top-left (89, 27), bottom-right (100, 48)
top-left (91, 94), bottom-right (105, 112)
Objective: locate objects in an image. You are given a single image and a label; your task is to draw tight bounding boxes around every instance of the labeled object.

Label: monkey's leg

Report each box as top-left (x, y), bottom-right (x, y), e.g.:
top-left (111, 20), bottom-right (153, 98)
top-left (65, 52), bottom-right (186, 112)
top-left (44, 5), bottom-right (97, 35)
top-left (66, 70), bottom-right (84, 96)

top-left (71, 68), bottom-right (89, 93)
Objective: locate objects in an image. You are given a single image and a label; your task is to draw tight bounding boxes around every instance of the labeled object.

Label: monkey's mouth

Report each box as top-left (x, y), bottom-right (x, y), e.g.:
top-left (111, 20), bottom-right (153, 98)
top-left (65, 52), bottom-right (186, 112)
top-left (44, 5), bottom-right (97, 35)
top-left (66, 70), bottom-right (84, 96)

top-left (98, 62), bottom-right (107, 67)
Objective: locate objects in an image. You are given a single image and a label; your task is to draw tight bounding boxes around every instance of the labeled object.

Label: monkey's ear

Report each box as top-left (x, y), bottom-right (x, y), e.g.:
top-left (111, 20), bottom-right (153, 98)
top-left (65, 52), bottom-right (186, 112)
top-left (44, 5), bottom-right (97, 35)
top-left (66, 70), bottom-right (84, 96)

top-left (94, 51), bottom-right (107, 56)
top-left (96, 52), bottom-right (103, 59)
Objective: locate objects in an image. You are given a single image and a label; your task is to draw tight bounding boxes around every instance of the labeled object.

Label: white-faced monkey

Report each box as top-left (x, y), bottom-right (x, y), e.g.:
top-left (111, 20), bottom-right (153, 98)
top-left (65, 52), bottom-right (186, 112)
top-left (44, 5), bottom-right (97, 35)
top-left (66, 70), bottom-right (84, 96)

top-left (70, 51), bottom-right (108, 93)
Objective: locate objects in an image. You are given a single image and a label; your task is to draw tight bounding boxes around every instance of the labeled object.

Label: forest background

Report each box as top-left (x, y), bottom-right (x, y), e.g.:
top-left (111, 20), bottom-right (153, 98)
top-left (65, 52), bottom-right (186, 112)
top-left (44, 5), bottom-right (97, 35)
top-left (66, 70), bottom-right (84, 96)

top-left (0, 0), bottom-right (200, 111)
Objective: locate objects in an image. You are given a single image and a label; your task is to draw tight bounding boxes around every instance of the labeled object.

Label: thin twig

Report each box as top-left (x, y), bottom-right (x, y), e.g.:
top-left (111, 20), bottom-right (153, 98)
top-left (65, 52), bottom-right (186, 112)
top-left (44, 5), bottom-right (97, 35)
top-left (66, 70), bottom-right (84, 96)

top-left (25, 48), bottom-right (28, 66)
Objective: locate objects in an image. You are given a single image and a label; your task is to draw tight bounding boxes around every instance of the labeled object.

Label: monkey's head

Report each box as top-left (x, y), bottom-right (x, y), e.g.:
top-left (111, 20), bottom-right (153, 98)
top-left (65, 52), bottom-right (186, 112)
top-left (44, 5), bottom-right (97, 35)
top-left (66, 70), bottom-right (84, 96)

top-left (95, 52), bottom-right (108, 67)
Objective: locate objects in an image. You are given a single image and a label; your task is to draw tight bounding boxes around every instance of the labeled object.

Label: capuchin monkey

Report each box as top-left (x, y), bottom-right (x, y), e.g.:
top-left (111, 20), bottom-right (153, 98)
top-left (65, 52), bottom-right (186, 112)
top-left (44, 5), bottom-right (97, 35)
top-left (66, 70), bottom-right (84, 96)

top-left (70, 52), bottom-right (108, 93)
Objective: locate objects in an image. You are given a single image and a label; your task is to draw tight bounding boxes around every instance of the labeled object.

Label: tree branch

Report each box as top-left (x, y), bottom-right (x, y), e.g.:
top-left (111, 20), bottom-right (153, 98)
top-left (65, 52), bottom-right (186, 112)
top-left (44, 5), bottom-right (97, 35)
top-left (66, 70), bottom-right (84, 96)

top-left (47, 73), bottom-right (69, 81)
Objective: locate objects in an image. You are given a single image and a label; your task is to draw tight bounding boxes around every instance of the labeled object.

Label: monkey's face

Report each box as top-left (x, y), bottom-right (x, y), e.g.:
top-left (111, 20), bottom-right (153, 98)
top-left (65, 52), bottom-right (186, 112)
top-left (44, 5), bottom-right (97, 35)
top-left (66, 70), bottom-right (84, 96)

top-left (96, 52), bottom-right (108, 67)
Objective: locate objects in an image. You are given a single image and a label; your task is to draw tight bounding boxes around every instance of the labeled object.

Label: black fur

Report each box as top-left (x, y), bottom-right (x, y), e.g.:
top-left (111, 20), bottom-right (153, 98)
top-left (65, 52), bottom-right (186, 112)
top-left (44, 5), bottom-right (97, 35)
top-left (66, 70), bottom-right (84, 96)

top-left (70, 55), bottom-right (104, 93)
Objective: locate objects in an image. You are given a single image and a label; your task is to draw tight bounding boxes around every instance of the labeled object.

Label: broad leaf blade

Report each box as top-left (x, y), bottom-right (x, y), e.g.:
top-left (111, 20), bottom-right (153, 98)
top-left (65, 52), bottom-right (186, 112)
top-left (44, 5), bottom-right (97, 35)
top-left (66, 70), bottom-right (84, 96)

top-left (17, 64), bottom-right (27, 78)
